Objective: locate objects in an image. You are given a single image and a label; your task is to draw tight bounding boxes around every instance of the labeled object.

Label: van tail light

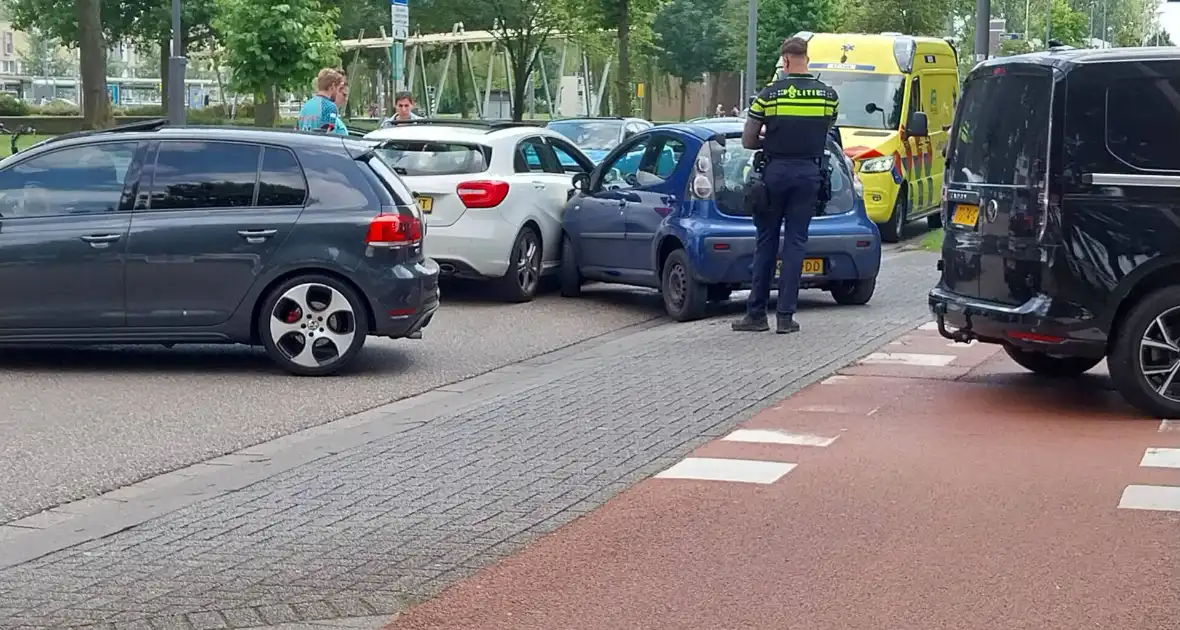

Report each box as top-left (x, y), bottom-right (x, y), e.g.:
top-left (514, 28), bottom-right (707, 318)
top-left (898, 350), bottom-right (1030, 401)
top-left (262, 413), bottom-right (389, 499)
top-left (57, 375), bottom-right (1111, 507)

top-left (457, 180), bottom-right (510, 208)
top-left (366, 212), bottom-right (422, 246)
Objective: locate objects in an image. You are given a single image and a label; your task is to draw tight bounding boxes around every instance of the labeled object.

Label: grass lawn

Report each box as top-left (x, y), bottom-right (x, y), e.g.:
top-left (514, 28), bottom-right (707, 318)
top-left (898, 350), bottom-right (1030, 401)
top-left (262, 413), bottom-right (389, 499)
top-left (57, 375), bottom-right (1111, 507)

top-left (0, 134), bottom-right (55, 157)
top-left (918, 228), bottom-right (943, 252)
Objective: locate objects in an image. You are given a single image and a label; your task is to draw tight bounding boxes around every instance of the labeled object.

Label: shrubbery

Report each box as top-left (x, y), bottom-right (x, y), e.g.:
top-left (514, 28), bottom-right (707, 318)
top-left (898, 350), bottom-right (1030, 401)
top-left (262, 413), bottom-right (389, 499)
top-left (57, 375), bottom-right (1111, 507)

top-left (0, 98), bottom-right (302, 127)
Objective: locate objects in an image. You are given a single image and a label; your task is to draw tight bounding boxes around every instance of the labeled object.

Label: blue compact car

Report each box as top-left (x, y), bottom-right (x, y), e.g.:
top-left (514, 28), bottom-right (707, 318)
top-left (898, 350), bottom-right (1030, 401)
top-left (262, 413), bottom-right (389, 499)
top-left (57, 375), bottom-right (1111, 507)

top-left (559, 120), bottom-right (881, 321)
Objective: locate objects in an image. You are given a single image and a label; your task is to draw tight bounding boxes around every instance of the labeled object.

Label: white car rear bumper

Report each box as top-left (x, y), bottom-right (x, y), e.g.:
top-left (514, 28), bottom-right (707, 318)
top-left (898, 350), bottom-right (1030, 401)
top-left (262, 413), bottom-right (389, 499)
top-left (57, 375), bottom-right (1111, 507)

top-left (424, 210), bottom-right (518, 278)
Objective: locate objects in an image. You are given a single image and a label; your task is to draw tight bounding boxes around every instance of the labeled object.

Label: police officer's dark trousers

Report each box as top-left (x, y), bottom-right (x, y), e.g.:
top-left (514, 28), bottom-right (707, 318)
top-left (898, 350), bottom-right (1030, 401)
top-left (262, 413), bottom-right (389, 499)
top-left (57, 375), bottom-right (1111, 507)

top-left (746, 158), bottom-right (822, 318)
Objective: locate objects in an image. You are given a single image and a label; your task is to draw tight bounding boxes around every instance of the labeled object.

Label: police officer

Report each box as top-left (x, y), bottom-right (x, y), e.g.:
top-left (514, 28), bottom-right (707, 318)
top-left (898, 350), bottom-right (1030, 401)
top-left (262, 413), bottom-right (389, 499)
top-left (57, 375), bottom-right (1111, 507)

top-left (732, 36), bottom-right (838, 334)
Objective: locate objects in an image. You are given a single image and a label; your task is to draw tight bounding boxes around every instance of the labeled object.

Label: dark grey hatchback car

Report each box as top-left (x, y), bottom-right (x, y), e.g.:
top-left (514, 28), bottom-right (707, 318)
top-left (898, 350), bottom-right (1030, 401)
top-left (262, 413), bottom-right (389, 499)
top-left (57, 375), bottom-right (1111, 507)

top-left (0, 120), bottom-right (439, 375)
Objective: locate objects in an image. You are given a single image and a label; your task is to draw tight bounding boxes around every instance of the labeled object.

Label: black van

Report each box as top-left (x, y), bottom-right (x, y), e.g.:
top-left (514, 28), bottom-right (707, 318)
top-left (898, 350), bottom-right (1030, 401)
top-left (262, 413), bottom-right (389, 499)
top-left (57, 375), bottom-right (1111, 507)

top-left (929, 47), bottom-right (1180, 418)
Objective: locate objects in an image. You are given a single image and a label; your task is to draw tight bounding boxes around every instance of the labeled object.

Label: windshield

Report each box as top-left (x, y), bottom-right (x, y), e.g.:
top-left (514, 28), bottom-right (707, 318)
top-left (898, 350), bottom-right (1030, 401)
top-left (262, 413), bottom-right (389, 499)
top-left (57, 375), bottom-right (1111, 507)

top-left (811, 71), bottom-right (906, 130)
top-left (372, 141), bottom-right (490, 176)
top-left (948, 68), bottom-right (1051, 185)
top-left (547, 120), bottom-right (623, 151)
top-left (712, 136), bottom-right (852, 217)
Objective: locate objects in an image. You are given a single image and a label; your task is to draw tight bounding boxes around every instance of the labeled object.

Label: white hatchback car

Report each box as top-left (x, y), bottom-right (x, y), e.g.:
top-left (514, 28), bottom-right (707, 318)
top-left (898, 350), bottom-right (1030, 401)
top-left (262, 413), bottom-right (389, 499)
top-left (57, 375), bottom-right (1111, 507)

top-left (363, 121), bottom-right (597, 302)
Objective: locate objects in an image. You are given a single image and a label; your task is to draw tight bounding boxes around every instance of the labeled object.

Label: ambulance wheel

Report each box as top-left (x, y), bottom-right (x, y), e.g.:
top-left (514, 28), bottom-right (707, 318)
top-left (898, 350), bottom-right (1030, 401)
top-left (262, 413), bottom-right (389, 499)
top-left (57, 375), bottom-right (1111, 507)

top-left (880, 188), bottom-right (907, 243)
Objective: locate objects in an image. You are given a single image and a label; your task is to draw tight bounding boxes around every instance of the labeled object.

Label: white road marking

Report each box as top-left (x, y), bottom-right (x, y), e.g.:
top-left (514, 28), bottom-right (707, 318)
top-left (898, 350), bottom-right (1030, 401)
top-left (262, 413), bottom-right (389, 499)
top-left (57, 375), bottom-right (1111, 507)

top-left (1160, 420), bottom-right (1180, 433)
top-left (821, 375), bottom-right (850, 385)
top-left (860, 352), bottom-right (957, 367)
top-left (655, 457), bottom-right (796, 484)
top-left (1118, 485), bottom-right (1180, 512)
top-left (918, 321), bottom-right (939, 331)
top-left (796, 404), bottom-right (859, 413)
top-left (722, 429), bottom-right (837, 447)
top-left (1140, 447), bottom-right (1180, 469)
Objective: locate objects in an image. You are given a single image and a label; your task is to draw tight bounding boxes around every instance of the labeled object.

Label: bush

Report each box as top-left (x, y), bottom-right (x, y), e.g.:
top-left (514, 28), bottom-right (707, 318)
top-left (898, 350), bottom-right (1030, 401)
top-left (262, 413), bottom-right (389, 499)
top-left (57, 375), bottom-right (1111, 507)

top-left (33, 101), bottom-right (80, 116)
top-left (121, 104), bottom-right (165, 117)
top-left (0, 94), bottom-right (30, 116)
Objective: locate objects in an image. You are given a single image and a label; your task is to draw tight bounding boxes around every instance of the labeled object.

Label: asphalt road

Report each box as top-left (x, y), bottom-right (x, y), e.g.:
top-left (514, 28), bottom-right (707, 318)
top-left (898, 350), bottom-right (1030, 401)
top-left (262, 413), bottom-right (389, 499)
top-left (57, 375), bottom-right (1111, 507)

top-left (0, 228), bottom-right (934, 526)
top-left (0, 282), bottom-right (665, 525)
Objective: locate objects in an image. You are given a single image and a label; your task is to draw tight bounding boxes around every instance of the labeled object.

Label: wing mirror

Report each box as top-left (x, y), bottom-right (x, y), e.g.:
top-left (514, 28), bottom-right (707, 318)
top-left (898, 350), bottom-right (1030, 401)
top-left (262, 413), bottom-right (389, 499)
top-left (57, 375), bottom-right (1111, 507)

top-left (906, 111), bottom-right (929, 138)
top-left (571, 172), bottom-right (590, 193)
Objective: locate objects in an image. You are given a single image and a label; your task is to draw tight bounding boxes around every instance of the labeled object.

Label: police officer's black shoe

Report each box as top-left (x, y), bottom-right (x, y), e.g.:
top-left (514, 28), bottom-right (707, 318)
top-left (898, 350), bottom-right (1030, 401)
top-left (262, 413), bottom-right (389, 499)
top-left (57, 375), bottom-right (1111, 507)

top-left (731, 314), bottom-right (770, 332)
top-left (776, 314), bottom-right (800, 335)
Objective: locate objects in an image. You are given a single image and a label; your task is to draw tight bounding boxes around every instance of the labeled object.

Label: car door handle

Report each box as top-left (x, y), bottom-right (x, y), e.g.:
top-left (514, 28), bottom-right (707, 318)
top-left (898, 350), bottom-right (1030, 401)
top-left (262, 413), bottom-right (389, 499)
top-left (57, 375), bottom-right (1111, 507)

top-left (238, 229), bottom-right (277, 243)
top-left (531, 180), bottom-right (547, 189)
top-left (80, 234), bottom-right (121, 247)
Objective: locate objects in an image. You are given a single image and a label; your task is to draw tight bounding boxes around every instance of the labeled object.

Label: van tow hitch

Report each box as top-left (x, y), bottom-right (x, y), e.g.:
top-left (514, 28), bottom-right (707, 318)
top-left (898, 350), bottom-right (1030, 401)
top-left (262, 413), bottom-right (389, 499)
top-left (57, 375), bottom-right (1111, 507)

top-left (936, 315), bottom-right (974, 344)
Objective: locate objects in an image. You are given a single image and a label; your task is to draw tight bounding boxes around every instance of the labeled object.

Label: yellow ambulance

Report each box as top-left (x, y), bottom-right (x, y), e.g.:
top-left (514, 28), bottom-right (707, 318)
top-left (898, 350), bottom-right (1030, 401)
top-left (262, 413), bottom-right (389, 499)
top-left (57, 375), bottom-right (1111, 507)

top-left (774, 32), bottom-right (960, 242)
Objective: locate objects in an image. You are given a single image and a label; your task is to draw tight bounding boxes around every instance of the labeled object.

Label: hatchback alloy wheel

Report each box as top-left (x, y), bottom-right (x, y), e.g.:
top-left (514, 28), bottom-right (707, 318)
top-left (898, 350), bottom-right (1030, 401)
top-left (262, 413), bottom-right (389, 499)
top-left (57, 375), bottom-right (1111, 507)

top-left (268, 282), bottom-right (358, 370)
top-left (516, 234), bottom-right (540, 295)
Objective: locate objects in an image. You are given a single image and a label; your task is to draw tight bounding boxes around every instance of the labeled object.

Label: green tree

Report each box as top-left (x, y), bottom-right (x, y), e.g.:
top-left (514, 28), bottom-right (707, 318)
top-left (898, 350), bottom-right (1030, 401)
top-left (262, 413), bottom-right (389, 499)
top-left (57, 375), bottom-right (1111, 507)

top-left (18, 28), bottom-right (73, 77)
top-left (125, 0), bottom-right (219, 112)
top-left (840, 0), bottom-right (952, 37)
top-left (9, 0), bottom-right (138, 46)
top-left (573, 0), bottom-right (660, 117)
top-left (653, 0), bottom-right (728, 120)
top-left (721, 0), bottom-right (839, 86)
top-left (213, 0), bottom-right (341, 126)
top-left (1040, 0), bottom-right (1088, 47)
top-left (485, 0), bottom-right (568, 120)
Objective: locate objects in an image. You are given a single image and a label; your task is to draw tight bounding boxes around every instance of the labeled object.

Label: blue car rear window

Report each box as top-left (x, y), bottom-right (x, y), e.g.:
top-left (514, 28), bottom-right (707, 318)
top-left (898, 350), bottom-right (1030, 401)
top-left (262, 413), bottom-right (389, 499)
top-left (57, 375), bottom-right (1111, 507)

top-left (712, 138), bottom-right (852, 217)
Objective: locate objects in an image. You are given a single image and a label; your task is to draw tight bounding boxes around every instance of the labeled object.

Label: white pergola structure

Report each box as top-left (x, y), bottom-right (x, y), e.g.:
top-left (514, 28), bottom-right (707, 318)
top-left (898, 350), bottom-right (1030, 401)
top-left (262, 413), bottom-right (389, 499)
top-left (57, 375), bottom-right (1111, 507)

top-left (339, 23), bottom-right (613, 118)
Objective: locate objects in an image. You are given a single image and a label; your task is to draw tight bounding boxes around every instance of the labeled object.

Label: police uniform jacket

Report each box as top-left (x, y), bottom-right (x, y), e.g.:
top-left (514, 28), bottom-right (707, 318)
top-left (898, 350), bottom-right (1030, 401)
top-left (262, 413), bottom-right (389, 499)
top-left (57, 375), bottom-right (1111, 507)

top-left (748, 73), bottom-right (839, 162)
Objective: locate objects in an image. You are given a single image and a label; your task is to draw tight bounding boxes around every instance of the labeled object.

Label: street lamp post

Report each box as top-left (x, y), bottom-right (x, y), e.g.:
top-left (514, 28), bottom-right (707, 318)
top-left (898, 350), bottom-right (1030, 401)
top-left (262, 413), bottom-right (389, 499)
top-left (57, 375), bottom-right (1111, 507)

top-left (167, 0), bottom-right (186, 124)
top-left (744, 0), bottom-right (757, 100)
top-left (974, 0), bottom-right (991, 63)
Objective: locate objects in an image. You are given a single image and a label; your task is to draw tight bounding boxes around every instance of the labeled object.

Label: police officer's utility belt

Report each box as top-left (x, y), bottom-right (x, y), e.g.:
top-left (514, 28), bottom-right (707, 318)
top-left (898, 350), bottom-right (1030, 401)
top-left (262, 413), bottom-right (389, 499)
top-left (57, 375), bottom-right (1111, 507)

top-left (742, 152), bottom-right (833, 217)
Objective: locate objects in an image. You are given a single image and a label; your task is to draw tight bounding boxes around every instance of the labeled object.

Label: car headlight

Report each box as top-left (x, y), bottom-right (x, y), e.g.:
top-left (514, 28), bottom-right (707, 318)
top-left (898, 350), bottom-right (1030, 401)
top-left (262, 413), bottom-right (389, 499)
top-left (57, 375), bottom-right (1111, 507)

top-left (858, 155), bottom-right (894, 174)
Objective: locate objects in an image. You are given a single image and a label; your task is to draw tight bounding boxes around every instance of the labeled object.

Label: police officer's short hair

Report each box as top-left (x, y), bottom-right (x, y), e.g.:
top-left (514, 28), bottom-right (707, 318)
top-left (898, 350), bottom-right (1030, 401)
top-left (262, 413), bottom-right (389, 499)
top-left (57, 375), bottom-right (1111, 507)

top-left (781, 37), bottom-right (808, 57)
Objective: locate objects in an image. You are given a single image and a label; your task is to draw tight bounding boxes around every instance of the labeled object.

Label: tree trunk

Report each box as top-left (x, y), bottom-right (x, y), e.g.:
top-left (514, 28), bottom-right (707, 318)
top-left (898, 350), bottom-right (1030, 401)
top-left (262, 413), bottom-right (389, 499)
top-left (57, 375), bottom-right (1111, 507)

top-left (615, 2), bottom-right (632, 116)
top-left (159, 38), bottom-right (170, 113)
top-left (76, 0), bottom-right (112, 129)
top-left (213, 55), bottom-right (226, 107)
top-left (254, 84), bottom-right (277, 127)
top-left (678, 81), bottom-right (687, 122)
top-left (510, 49), bottom-right (530, 122)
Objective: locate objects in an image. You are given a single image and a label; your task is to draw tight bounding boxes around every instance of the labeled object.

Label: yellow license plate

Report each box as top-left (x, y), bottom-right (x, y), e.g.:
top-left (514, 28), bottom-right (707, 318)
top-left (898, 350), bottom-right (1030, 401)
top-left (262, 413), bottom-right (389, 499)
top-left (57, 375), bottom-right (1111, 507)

top-left (951, 203), bottom-right (979, 227)
top-left (415, 196), bottom-right (433, 213)
top-left (776, 258), bottom-right (825, 276)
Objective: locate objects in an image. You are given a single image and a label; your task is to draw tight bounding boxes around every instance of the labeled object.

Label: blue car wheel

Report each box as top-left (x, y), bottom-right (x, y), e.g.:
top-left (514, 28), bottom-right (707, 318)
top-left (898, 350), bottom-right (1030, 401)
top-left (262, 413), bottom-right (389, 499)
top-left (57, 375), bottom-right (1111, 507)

top-left (829, 276), bottom-right (877, 306)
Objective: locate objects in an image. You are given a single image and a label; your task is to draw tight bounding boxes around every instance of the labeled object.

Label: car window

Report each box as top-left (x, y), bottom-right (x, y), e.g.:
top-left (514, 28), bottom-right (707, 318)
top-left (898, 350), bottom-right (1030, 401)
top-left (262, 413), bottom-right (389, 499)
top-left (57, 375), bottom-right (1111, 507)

top-left (515, 137), bottom-right (549, 174)
top-left (648, 137), bottom-right (688, 180)
top-left (547, 139), bottom-right (589, 174)
top-left (1106, 76), bottom-right (1180, 171)
top-left (373, 141), bottom-right (490, 176)
top-left (150, 141), bottom-right (260, 210)
top-left (949, 69), bottom-right (1051, 185)
top-left (0, 142), bottom-right (137, 219)
top-left (257, 147), bottom-right (308, 207)
top-left (713, 138), bottom-right (851, 217)
top-left (600, 138), bottom-right (650, 190)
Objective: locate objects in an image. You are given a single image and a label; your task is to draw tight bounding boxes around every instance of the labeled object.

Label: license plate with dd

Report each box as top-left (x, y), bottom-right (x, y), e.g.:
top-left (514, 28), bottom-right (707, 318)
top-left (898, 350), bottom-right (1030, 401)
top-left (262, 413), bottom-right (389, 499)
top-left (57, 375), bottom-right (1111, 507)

top-left (775, 258), bottom-right (825, 277)
top-left (415, 196), bottom-right (433, 214)
top-left (951, 203), bottom-right (979, 227)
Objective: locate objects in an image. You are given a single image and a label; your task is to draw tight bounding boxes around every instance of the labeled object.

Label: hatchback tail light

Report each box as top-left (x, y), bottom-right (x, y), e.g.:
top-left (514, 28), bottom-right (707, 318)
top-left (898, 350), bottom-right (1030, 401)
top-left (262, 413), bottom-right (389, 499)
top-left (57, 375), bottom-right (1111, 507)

top-left (457, 180), bottom-right (510, 208)
top-left (366, 213), bottom-right (422, 246)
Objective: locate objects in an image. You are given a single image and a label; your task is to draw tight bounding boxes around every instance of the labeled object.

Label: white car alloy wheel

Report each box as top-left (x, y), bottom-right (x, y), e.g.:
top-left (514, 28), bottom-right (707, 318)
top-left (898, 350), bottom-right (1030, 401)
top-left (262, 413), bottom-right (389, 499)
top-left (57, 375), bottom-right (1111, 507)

top-left (265, 280), bottom-right (363, 375)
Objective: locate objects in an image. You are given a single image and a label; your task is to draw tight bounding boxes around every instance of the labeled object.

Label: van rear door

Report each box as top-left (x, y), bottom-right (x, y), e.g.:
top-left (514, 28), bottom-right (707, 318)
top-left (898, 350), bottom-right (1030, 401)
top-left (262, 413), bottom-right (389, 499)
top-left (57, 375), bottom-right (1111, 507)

top-left (941, 63), bottom-right (1053, 306)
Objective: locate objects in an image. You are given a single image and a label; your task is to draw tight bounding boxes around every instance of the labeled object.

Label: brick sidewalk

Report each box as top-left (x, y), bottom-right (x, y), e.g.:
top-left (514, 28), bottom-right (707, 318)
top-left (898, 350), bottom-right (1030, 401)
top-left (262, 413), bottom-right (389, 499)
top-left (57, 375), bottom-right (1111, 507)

top-left (0, 253), bottom-right (937, 629)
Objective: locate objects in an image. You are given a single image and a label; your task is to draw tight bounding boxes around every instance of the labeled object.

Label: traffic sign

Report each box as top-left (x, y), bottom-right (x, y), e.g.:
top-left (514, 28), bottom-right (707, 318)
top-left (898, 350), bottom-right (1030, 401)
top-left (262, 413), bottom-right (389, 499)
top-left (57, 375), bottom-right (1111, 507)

top-left (391, 2), bottom-right (408, 40)
top-left (1001, 32), bottom-right (1023, 40)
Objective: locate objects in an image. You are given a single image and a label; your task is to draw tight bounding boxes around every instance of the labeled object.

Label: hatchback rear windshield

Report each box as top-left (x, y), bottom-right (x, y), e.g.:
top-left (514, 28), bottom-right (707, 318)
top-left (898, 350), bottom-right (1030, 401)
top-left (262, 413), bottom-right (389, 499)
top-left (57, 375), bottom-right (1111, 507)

top-left (948, 67), bottom-right (1052, 186)
top-left (713, 136), bottom-right (852, 217)
top-left (373, 141), bottom-right (491, 176)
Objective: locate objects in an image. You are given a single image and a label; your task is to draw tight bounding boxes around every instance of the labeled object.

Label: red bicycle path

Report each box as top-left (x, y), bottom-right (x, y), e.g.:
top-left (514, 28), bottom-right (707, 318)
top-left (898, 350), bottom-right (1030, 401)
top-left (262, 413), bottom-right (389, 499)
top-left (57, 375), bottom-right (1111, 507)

top-left (384, 323), bottom-right (1180, 630)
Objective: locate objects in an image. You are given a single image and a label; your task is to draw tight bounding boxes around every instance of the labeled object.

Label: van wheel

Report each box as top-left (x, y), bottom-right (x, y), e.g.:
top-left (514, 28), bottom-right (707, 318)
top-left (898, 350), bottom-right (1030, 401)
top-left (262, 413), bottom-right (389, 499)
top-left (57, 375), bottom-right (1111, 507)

top-left (880, 189), bottom-right (907, 243)
top-left (1003, 345), bottom-right (1102, 377)
top-left (830, 277), bottom-right (876, 306)
top-left (1110, 286), bottom-right (1180, 418)
top-left (661, 249), bottom-right (708, 322)
top-left (559, 235), bottom-right (582, 298)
